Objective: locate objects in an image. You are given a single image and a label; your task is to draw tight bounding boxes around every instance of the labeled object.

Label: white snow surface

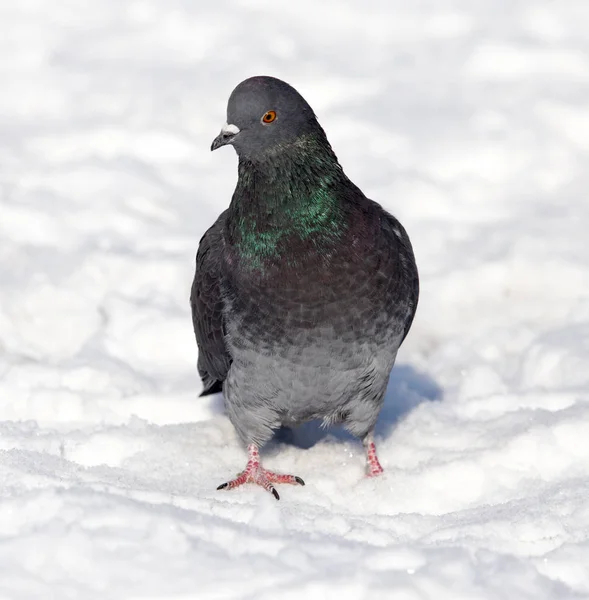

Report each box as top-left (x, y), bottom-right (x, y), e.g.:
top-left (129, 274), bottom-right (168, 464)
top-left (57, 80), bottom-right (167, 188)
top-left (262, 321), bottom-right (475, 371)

top-left (1, 0), bottom-right (589, 598)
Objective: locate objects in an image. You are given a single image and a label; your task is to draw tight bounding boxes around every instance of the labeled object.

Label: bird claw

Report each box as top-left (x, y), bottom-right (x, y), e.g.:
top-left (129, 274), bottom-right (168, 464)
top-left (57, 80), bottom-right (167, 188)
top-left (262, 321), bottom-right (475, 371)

top-left (217, 445), bottom-right (304, 500)
top-left (364, 437), bottom-right (384, 477)
top-left (217, 465), bottom-right (304, 500)
top-left (366, 462), bottom-right (384, 477)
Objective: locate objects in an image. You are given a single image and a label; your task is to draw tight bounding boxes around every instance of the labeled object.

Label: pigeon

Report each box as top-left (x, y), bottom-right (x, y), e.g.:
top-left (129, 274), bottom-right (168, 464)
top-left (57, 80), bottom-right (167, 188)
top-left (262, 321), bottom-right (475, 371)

top-left (191, 76), bottom-right (419, 499)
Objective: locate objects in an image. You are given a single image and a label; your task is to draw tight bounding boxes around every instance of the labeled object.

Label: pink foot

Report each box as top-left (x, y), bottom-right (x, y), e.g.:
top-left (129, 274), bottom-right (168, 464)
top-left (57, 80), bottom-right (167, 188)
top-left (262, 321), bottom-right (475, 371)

top-left (217, 444), bottom-right (304, 500)
top-left (364, 436), bottom-right (384, 477)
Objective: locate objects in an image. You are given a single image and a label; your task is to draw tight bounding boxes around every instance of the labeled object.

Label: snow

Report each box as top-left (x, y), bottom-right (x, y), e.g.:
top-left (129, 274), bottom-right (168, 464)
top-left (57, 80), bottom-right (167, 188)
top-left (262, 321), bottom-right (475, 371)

top-left (1, 0), bottom-right (589, 598)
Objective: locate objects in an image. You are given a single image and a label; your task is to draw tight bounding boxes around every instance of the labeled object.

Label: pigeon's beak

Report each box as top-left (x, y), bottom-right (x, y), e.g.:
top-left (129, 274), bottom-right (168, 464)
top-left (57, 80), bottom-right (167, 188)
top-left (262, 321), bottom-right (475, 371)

top-left (211, 123), bottom-right (240, 151)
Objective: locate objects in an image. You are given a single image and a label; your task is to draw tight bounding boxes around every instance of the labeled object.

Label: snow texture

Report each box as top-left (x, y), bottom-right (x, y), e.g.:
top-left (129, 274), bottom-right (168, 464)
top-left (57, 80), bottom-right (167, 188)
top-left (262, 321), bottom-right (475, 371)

top-left (1, 1), bottom-right (589, 598)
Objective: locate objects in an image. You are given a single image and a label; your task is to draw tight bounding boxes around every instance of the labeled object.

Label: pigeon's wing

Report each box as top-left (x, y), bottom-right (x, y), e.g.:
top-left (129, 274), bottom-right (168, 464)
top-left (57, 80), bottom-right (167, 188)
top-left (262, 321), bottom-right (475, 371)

top-left (379, 207), bottom-right (420, 344)
top-left (190, 211), bottom-right (231, 396)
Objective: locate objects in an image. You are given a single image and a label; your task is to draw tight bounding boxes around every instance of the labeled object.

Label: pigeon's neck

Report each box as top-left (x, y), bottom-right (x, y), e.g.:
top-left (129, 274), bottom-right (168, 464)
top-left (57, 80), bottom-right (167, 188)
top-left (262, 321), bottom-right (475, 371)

top-left (227, 135), bottom-right (348, 267)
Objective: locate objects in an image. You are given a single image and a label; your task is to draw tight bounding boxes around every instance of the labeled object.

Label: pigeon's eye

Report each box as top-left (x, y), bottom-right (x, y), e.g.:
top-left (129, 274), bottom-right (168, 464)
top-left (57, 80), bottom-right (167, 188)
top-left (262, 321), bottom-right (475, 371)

top-left (262, 110), bottom-right (277, 124)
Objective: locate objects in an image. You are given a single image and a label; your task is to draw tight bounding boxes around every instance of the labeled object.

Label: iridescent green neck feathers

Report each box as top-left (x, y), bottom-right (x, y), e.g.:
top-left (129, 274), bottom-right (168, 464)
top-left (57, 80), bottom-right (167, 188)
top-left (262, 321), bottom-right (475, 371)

top-left (228, 135), bottom-right (347, 267)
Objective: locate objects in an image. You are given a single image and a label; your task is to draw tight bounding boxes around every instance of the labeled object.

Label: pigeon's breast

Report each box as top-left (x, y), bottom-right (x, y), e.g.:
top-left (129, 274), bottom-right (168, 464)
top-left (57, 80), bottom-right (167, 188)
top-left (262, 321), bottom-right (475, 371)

top-left (221, 228), bottom-right (413, 420)
top-left (224, 235), bottom-right (402, 345)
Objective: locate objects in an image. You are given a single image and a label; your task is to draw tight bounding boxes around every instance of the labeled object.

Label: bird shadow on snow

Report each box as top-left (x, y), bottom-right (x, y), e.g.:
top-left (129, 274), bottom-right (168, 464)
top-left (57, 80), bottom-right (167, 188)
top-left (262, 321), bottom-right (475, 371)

top-left (272, 364), bottom-right (443, 451)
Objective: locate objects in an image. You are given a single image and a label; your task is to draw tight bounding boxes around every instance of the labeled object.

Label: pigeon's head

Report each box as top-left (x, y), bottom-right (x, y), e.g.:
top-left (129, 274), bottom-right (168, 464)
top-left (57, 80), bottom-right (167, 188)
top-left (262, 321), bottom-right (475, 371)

top-left (211, 76), bottom-right (321, 160)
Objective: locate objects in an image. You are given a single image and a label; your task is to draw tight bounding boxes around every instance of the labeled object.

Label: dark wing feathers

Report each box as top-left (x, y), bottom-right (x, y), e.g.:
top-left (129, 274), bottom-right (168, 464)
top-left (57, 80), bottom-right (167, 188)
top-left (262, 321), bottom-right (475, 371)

top-left (190, 211), bottom-right (231, 396)
top-left (379, 206), bottom-right (419, 344)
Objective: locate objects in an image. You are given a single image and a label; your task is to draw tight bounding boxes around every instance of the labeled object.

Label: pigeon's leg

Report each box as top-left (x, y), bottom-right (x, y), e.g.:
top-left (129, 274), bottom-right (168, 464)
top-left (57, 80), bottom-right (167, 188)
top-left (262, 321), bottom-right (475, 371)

top-left (363, 432), bottom-right (384, 477)
top-left (217, 444), bottom-right (305, 500)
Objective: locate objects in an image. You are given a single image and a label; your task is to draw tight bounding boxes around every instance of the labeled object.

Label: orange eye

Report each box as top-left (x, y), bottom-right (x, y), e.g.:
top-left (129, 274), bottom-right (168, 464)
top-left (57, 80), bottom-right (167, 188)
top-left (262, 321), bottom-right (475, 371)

top-left (262, 110), bottom-right (277, 124)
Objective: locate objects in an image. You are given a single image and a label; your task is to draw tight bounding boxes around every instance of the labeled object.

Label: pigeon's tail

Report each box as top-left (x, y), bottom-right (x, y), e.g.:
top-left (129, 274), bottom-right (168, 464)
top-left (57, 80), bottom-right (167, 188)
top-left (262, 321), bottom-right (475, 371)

top-left (199, 378), bottom-right (223, 397)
